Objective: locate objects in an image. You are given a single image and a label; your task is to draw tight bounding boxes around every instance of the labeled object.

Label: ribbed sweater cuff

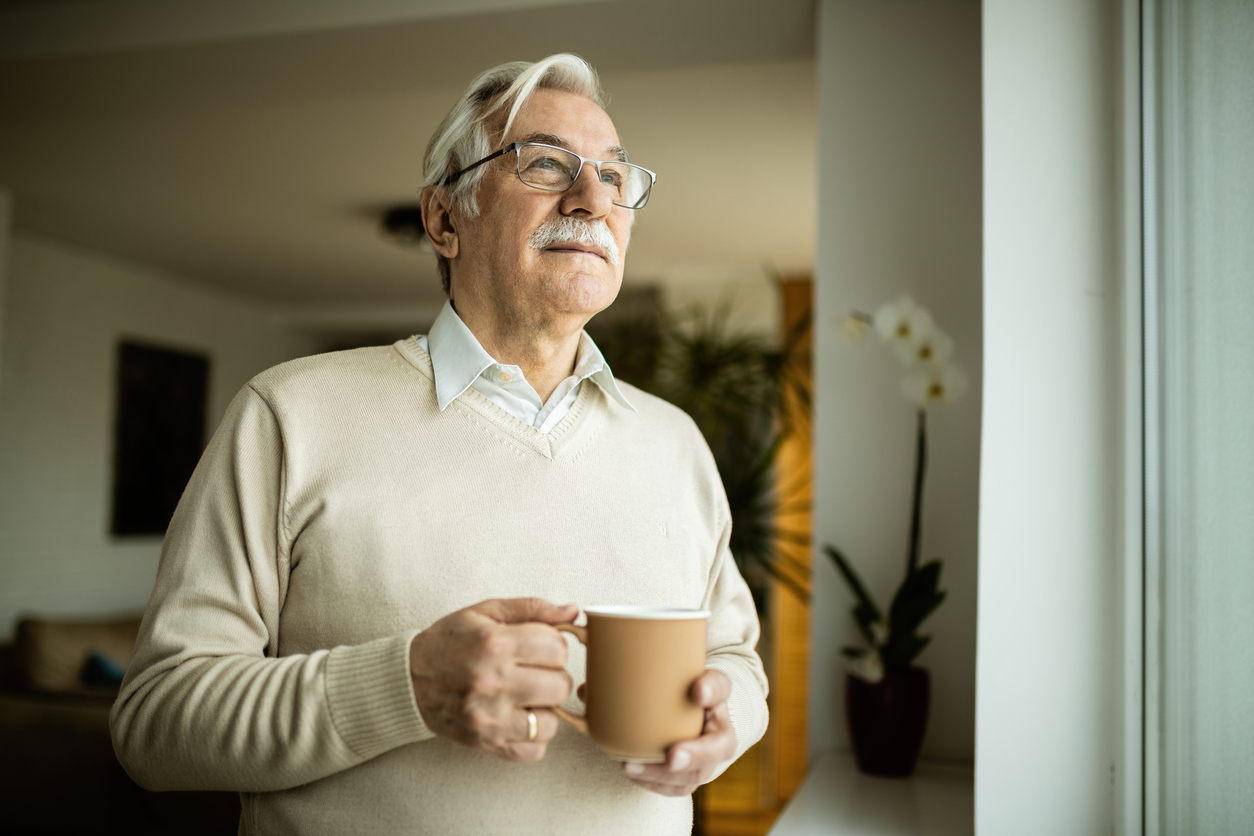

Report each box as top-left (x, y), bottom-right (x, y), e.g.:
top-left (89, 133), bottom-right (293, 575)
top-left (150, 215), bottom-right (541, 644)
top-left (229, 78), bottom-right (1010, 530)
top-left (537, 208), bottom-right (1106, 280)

top-left (704, 658), bottom-right (769, 779)
top-left (325, 629), bottom-right (434, 760)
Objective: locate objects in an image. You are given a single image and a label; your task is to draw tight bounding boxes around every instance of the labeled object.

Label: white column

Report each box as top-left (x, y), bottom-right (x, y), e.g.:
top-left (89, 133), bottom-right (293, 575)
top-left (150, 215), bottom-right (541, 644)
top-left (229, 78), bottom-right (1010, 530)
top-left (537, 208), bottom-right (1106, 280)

top-left (977, 1), bottom-right (1129, 833)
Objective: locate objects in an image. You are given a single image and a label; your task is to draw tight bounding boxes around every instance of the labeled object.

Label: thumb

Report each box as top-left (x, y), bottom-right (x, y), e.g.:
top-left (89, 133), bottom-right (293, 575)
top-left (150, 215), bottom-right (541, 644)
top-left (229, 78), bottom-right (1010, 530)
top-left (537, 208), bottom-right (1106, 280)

top-left (473, 597), bottom-right (579, 625)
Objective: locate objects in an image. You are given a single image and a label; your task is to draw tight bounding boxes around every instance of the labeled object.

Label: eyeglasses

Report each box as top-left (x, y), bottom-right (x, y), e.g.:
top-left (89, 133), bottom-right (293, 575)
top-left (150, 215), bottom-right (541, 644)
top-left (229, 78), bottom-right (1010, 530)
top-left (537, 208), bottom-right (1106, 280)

top-left (441, 142), bottom-right (656, 210)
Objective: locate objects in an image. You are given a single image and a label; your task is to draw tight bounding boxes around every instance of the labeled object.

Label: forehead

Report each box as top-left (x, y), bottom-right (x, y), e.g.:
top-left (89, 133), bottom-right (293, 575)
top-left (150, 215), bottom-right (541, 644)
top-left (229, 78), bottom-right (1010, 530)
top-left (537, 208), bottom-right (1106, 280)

top-left (500, 88), bottom-right (622, 156)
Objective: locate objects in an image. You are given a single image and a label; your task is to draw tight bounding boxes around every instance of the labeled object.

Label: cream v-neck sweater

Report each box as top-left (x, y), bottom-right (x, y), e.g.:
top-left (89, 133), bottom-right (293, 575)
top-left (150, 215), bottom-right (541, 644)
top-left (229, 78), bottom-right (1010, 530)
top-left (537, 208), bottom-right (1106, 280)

top-left (110, 339), bottom-right (768, 836)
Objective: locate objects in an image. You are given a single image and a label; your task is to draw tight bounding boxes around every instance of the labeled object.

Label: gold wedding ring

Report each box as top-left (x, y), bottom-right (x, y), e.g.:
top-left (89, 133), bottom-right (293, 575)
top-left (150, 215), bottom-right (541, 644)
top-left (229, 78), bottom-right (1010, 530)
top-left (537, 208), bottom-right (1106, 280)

top-left (525, 709), bottom-right (538, 742)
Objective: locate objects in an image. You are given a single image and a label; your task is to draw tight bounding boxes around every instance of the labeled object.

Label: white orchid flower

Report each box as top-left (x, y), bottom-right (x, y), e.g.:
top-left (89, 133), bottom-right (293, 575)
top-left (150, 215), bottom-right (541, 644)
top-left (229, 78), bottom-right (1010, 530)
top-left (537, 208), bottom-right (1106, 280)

top-left (849, 649), bottom-right (885, 683)
top-left (874, 295), bottom-right (934, 348)
top-left (901, 363), bottom-right (969, 407)
top-left (895, 327), bottom-right (955, 368)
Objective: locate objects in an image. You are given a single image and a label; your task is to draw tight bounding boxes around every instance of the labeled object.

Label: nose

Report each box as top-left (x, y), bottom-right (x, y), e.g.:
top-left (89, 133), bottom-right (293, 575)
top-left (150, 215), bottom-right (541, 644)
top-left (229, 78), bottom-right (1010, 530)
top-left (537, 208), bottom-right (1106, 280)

top-left (559, 161), bottom-right (615, 219)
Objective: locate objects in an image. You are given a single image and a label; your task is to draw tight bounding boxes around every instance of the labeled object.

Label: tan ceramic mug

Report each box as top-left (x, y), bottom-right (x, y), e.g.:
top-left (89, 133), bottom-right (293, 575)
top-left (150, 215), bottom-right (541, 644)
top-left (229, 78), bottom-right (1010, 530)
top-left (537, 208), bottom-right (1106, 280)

top-left (553, 606), bottom-right (709, 763)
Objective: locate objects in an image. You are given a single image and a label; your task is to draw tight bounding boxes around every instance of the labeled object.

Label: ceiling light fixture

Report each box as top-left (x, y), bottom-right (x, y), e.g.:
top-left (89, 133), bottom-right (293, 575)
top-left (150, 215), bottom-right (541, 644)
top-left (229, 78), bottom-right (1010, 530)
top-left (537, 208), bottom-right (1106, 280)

top-left (381, 204), bottom-right (433, 252)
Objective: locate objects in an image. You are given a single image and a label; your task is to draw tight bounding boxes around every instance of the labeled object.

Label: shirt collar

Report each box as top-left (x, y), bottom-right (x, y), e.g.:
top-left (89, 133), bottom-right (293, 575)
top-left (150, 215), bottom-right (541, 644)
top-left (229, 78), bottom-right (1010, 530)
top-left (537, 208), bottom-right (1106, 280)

top-left (426, 300), bottom-right (636, 413)
top-left (569, 329), bottom-right (637, 413)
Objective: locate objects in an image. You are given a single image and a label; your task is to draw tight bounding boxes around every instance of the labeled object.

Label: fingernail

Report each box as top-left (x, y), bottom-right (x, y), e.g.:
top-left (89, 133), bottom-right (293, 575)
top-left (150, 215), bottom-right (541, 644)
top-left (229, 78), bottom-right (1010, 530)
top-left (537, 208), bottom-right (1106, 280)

top-left (625, 762), bottom-right (645, 776)
top-left (671, 750), bottom-right (691, 771)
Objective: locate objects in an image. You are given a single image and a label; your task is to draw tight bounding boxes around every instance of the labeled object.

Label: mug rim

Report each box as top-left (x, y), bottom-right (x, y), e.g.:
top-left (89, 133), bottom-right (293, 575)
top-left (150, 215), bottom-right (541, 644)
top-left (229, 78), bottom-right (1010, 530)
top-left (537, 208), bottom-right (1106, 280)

top-left (583, 605), bottom-right (710, 620)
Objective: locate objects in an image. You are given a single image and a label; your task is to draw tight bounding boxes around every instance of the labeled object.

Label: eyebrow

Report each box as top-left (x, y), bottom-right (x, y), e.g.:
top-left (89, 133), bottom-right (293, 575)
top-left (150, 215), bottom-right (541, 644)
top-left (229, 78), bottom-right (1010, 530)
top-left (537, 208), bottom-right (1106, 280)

top-left (514, 132), bottom-right (630, 163)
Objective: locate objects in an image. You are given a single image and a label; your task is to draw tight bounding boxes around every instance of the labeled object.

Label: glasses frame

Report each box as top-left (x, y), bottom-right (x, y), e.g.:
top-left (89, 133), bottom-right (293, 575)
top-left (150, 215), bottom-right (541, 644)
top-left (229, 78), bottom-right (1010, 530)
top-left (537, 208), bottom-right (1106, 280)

top-left (440, 142), bottom-right (657, 209)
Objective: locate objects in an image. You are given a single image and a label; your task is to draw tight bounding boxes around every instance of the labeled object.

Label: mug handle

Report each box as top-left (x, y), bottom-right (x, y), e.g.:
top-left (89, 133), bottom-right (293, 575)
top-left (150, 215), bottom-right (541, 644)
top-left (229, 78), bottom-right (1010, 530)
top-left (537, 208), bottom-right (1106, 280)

top-left (551, 624), bottom-right (589, 735)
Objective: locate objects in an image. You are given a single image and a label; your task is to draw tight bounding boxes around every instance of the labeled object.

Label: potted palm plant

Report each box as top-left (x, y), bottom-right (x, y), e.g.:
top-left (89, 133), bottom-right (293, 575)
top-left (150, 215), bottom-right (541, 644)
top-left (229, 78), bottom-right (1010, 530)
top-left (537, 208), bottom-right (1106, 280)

top-left (825, 294), bottom-right (966, 777)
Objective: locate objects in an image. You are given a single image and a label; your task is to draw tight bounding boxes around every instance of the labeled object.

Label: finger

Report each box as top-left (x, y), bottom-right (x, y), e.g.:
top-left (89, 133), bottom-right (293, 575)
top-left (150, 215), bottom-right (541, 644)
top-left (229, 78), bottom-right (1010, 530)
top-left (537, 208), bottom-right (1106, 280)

top-left (500, 740), bottom-right (549, 763)
top-left (576, 683), bottom-right (586, 703)
top-left (494, 709), bottom-right (564, 763)
top-left (506, 622), bottom-right (570, 667)
top-left (624, 761), bottom-right (684, 783)
top-left (473, 598), bottom-right (580, 626)
top-left (506, 666), bottom-right (573, 707)
top-left (516, 707), bottom-right (560, 744)
top-left (668, 729), bottom-right (736, 774)
top-left (667, 704), bottom-right (737, 772)
top-left (623, 762), bottom-right (701, 795)
top-left (689, 669), bottom-right (731, 708)
top-left (623, 775), bottom-right (697, 797)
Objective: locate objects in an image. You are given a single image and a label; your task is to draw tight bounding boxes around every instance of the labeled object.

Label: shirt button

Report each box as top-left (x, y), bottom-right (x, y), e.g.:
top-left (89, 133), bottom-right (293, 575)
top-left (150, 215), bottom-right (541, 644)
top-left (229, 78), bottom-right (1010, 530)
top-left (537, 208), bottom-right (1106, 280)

top-left (498, 372), bottom-right (512, 382)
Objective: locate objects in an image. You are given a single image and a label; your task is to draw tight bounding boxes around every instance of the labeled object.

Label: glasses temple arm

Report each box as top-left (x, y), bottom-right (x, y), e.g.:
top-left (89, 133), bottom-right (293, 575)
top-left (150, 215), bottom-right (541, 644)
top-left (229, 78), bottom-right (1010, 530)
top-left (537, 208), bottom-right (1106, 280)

top-left (441, 144), bottom-right (517, 187)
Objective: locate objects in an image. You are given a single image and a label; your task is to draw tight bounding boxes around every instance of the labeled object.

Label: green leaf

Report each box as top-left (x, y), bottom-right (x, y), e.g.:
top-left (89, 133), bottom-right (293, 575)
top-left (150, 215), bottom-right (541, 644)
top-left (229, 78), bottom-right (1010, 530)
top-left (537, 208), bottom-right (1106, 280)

top-left (881, 634), bottom-right (932, 672)
top-left (877, 558), bottom-right (946, 672)
top-left (853, 603), bottom-right (879, 638)
top-left (824, 545), bottom-right (885, 646)
top-left (888, 560), bottom-right (946, 638)
top-left (823, 545), bottom-right (882, 622)
top-left (840, 646), bottom-right (866, 659)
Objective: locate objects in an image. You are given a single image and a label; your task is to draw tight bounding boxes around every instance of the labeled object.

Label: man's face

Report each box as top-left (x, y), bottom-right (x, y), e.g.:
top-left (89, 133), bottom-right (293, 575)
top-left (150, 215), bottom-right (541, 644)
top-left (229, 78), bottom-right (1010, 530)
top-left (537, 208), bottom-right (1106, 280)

top-left (451, 88), bottom-right (631, 327)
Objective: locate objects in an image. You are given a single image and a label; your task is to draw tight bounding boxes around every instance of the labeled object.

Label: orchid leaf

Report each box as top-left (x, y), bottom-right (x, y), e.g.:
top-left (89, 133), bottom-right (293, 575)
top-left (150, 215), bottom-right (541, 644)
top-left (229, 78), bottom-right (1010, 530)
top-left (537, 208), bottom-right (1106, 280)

top-left (889, 560), bottom-right (945, 638)
top-left (823, 545), bottom-right (881, 620)
top-left (823, 545), bottom-right (884, 646)
top-left (882, 634), bottom-right (932, 672)
top-left (879, 559), bottom-right (945, 671)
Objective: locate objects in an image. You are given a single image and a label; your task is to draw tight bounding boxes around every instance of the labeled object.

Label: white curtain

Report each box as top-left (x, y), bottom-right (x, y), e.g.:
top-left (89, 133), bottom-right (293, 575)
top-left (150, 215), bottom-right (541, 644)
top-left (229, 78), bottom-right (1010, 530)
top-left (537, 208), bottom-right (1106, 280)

top-left (1147, 0), bottom-right (1254, 833)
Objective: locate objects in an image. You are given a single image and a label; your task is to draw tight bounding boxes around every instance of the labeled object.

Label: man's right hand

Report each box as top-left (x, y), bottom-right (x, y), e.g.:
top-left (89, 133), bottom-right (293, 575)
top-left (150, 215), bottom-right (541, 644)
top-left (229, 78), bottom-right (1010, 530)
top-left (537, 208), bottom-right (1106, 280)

top-left (408, 598), bottom-right (578, 762)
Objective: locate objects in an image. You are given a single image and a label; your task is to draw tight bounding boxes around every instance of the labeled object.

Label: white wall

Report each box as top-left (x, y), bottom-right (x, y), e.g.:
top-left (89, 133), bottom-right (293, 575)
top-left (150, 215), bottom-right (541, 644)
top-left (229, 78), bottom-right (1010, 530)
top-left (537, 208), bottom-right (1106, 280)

top-left (0, 233), bottom-right (319, 640)
top-left (0, 189), bottom-right (10, 379)
top-left (812, 0), bottom-right (983, 763)
top-left (977, 0), bottom-right (1124, 833)
top-left (657, 267), bottom-right (782, 339)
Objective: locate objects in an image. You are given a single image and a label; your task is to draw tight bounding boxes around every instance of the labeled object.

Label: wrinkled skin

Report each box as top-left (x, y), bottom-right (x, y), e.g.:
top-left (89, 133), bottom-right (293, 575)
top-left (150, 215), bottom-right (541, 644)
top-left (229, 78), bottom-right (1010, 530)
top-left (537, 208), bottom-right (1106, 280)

top-left (409, 598), bottom-right (577, 762)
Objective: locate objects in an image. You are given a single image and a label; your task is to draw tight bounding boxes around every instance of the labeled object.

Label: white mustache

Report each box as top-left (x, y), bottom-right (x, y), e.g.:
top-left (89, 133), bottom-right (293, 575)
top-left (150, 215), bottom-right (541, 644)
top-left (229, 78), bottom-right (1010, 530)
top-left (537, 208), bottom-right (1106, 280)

top-left (528, 216), bottom-right (621, 265)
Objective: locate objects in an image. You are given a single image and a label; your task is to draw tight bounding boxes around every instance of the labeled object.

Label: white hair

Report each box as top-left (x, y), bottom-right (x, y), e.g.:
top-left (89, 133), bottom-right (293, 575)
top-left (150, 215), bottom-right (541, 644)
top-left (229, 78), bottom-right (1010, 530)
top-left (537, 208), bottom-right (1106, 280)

top-left (423, 54), bottom-right (607, 292)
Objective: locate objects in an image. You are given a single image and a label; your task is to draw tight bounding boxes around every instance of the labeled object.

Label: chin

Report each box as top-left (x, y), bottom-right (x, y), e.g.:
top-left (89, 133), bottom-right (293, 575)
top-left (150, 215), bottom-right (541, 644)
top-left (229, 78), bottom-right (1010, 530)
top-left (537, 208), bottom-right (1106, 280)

top-left (552, 270), bottom-right (621, 315)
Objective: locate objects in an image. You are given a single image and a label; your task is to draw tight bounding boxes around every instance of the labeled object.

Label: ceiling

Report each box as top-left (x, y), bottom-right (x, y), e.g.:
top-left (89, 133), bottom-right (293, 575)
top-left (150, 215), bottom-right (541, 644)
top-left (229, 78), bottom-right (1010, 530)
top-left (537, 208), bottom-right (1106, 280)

top-left (0, 0), bottom-right (817, 314)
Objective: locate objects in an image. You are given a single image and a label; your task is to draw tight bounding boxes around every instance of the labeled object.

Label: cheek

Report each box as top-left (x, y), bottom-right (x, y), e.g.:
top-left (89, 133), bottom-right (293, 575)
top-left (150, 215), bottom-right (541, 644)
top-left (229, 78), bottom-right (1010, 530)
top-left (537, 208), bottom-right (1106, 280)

top-left (612, 216), bottom-right (632, 252)
top-left (488, 220), bottom-right (537, 266)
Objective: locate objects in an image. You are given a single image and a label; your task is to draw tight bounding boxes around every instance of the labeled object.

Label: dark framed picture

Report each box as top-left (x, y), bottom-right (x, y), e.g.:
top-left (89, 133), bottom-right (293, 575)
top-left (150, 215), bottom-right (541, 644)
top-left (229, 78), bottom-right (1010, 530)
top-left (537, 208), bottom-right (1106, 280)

top-left (110, 341), bottom-right (209, 536)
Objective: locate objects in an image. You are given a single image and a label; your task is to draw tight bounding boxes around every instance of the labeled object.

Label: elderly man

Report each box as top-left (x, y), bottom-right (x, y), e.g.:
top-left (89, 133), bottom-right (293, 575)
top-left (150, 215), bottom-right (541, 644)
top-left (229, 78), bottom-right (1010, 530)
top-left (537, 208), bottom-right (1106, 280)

top-left (111, 54), bottom-right (768, 835)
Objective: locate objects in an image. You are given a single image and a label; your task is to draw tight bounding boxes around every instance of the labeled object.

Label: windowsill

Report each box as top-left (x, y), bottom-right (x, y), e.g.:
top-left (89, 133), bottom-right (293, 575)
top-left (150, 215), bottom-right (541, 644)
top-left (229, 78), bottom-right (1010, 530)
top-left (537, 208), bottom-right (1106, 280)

top-left (767, 752), bottom-right (973, 835)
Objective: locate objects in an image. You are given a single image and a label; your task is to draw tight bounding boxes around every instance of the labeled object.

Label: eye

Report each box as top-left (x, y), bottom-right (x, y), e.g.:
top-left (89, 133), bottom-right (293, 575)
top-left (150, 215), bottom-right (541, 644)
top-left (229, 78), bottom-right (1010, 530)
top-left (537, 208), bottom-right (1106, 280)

top-left (525, 155), bottom-right (574, 176)
top-left (599, 168), bottom-right (624, 188)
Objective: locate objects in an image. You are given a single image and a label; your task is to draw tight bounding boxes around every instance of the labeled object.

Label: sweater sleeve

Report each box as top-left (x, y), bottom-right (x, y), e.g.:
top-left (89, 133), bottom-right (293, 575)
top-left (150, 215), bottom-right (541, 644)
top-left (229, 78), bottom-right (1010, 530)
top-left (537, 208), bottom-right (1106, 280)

top-left (110, 385), bottom-right (434, 793)
top-left (700, 514), bottom-right (770, 782)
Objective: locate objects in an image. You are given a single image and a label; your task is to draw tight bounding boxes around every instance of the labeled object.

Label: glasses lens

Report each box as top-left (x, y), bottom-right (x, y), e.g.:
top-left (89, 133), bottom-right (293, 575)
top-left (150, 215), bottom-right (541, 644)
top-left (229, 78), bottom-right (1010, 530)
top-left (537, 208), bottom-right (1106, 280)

top-left (517, 145), bottom-right (579, 191)
top-left (610, 163), bottom-right (653, 209)
top-left (596, 162), bottom-right (651, 209)
top-left (515, 144), bottom-right (654, 209)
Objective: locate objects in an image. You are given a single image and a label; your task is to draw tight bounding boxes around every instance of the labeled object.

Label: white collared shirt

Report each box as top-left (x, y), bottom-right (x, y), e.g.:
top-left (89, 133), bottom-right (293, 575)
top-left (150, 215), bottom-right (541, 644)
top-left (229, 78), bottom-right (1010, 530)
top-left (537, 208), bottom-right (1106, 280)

top-left (416, 300), bottom-right (635, 433)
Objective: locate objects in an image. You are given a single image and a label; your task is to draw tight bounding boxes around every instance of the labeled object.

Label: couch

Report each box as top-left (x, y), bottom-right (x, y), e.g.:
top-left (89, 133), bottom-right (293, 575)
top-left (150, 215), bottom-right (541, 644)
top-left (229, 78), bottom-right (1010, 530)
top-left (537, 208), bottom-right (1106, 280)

top-left (0, 615), bottom-right (240, 835)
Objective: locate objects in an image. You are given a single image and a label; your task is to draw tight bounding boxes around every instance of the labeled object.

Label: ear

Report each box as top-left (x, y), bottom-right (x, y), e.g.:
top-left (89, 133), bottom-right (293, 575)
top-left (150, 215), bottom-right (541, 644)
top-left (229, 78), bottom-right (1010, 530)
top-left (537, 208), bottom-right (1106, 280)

top-left (420, 186), bottom-right (459, 260)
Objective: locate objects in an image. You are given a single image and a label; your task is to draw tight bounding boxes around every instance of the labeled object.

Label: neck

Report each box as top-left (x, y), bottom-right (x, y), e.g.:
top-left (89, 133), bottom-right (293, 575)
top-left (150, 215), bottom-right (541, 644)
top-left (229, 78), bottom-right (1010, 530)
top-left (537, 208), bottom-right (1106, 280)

top-left (451, 297), bottom-right (587, 403)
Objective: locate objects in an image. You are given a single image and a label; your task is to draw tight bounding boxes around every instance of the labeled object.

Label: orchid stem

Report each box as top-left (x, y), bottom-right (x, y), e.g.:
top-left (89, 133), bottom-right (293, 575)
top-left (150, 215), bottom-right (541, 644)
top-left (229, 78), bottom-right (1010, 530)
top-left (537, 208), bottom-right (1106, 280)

top-left (907, 409), bottom-right (927, 576)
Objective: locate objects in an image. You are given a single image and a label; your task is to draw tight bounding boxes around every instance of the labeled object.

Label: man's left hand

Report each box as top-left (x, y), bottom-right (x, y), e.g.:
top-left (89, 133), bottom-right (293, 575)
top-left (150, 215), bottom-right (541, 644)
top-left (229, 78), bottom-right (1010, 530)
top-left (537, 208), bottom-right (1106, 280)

top-left (621, 669), bottom-right (736, 796)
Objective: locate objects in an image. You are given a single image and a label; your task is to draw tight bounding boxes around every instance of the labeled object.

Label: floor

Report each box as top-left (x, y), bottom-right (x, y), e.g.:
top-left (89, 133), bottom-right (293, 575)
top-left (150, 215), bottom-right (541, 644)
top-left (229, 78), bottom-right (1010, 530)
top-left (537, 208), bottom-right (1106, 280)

top-left (766, 753), bottom-right (974, 836)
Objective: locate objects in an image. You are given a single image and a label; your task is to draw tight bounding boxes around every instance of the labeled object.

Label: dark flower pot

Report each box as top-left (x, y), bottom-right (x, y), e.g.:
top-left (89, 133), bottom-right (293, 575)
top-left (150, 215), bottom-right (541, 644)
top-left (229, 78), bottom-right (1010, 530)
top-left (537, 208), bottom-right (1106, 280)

top-left (845, 667), bottom-right (930, 777)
